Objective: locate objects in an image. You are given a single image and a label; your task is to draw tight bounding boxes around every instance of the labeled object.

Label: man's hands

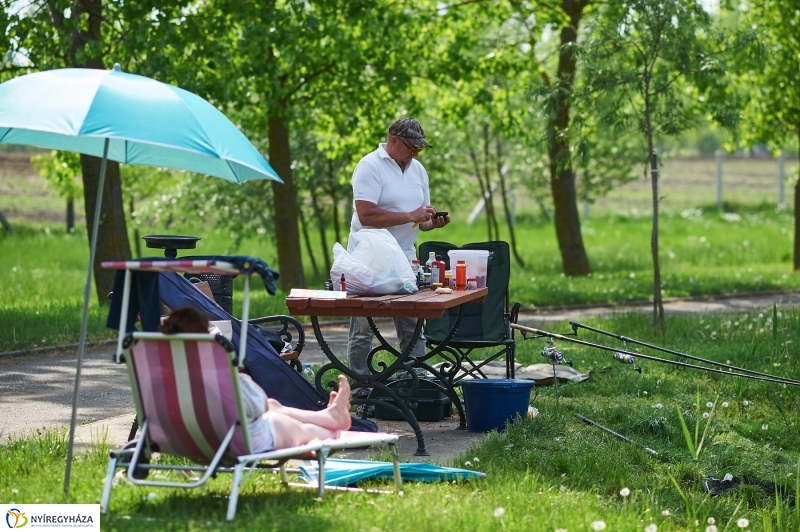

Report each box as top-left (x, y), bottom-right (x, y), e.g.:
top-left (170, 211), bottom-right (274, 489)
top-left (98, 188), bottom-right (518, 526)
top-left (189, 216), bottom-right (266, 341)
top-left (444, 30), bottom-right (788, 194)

top-left (409, 205), bottom-right (437, 225)
top-left (414, 206), bottom-right (449, 230)
top-left (354, 200), bottom-right (449, 230)
top-left (419, 211), bottom-right (450, 230)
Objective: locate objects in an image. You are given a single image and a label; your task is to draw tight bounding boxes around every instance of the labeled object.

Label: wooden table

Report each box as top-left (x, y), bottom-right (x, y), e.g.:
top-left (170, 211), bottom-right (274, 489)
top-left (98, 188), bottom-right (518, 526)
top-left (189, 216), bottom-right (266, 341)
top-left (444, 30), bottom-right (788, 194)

top-left (286, 287), bottom-right (488, 455)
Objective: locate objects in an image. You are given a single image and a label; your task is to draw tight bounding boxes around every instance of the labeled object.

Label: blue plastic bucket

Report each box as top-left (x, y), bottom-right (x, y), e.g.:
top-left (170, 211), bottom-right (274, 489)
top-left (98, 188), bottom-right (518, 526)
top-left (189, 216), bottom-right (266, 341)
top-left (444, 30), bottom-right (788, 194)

top-left (460, 379), bottom-right (534, 433)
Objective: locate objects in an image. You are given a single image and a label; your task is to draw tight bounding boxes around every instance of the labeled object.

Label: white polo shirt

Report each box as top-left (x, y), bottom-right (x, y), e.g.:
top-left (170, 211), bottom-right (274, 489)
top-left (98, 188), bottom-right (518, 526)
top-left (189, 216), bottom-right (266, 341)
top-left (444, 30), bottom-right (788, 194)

top-left (348, 143), bottom-right (430, 260)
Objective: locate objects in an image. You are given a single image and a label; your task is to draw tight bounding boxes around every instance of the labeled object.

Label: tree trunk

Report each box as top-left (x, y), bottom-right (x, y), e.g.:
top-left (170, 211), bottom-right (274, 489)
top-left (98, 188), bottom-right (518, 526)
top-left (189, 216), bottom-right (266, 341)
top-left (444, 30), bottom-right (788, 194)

top-left (328, 160), bottom-right (343, 246)
top-left (469, 145), bottom-right (493, 241)
top-left (71, 0), bottom-right (131, 304)
top-left (794, 124), bottom-right (800, 270)
top-left (268, 113), bottom-right (306, 290)
top-left (310, 185), bottom-right (331, 272)
top-left (548, 0), bottom-right (591, 276)
top-left (66, 199), bottom-right (75, 233)
top-left (80, 153), bottom-right (131, 303)
top-left (298, 207), bottom-right (319, 276)
top-left (647, 108), bottom-right (666, 334)
top-left (481, 124), bottom-right (500, 240)
top-left (496, 140), bottom-right (525, 267)
top-left (0, 210), bottom-right (12, 233)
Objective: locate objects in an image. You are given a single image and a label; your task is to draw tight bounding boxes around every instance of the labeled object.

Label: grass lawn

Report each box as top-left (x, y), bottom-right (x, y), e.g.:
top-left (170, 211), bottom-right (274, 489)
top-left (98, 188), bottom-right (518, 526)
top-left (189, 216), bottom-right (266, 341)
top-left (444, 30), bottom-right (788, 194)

top-left (1, 201), bottom-right (798, 352)
top-left (2, 311), bottom-right (799, 530)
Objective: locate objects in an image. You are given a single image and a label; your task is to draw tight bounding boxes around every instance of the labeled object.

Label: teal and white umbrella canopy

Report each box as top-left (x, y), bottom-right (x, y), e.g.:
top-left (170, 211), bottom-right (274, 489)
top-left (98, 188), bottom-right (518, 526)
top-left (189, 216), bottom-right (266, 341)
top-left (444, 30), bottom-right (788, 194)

top-left (0, 65), bottom-right (282, 493)
top-left (0, 66), bottom-right (281, 183)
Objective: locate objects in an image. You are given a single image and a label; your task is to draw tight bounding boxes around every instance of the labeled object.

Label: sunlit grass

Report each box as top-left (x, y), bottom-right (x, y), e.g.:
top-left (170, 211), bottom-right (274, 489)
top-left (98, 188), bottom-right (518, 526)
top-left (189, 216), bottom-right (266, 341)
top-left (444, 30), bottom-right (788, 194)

top-left (4, 310), bottom-right (800, 529)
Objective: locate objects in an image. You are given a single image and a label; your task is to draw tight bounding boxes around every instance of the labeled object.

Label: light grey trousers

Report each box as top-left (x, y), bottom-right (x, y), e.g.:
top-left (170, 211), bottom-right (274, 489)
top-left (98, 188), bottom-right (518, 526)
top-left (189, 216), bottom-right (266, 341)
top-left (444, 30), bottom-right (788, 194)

top-left (347, 316), bottom-right (426, 376)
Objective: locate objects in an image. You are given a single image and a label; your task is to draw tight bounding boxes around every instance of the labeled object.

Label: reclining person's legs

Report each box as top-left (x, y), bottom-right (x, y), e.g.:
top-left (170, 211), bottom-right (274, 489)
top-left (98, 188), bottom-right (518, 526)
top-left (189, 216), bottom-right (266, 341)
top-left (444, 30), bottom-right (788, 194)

top-left (265, 376), bottom-right (352, 432)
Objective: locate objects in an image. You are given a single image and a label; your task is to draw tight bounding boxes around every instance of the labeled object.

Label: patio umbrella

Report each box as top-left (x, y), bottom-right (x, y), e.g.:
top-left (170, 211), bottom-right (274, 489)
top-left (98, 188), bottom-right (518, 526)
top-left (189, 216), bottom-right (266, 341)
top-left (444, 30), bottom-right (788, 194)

top-left (0, 65), bottom-right (282, 492)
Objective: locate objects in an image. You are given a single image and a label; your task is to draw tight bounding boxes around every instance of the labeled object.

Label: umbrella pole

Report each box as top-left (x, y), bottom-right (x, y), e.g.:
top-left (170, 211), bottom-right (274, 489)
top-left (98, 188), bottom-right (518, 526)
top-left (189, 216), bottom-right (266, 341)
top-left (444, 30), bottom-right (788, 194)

top-left (64, 138), bottom-right (110, 494)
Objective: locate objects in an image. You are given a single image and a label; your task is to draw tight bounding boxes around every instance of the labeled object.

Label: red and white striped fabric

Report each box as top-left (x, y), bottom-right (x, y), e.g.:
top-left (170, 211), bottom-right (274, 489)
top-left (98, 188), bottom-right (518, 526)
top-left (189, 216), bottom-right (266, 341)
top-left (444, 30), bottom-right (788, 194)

top-left (101, 260), bottom-right (239, 275)
top-left (128, 337), bottom-right (248, 462)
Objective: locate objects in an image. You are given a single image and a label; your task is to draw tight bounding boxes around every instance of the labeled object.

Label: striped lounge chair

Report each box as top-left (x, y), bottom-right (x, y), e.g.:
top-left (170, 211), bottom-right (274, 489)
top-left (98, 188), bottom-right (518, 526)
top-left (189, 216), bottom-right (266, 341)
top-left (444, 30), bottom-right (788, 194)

top-left (100, 332), bottom-right (402, 521)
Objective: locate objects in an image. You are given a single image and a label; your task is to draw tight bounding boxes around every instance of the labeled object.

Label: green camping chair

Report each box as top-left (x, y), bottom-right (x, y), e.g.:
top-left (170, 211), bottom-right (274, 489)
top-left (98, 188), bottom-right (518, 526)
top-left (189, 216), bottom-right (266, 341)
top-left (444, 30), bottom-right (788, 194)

top-left (419, 241), bottom-right (520, 381)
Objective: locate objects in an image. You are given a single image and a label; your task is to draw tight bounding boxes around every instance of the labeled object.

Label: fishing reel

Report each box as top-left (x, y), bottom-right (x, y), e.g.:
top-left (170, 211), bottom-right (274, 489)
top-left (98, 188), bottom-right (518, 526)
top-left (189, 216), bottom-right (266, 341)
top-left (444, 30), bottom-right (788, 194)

top-left (612, 343), bottom-right (642, 374)
top-left (542, 338), bottom-right (573, 367)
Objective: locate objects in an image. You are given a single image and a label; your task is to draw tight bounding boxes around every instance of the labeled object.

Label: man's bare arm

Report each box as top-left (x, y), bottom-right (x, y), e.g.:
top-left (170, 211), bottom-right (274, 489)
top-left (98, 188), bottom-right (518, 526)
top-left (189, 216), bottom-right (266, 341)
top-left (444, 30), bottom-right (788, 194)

top-left (355, 200), bottom-right (436, 228)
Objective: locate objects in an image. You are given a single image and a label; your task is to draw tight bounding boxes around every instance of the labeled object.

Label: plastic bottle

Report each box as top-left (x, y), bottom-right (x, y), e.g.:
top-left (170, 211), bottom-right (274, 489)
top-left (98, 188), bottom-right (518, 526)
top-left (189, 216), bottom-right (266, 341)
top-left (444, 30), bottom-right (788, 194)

top-left (411, 259), bottom-right (422, 286)
top-left (432, 255), bottom-right (446, 285)
top-left (303, 363), bottom-right (315, 383)
top-left (455, 260), bottom-right (467, 291)
top-left (340, 273), bottom-right (346, 292)
top-left (425, 251), bottom-right (436, 274)
top-left (467, 278), bottom-right (477, 290)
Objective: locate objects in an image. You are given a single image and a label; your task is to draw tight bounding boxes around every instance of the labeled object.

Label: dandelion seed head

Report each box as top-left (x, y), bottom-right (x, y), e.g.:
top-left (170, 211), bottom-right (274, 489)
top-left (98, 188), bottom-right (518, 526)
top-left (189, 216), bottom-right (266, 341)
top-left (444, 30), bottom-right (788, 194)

top-left (743, 400), bottom-right (749, 406)
top-left (703, 412), bottom-right (710, 419)
top-left (737, 517), bottom-right (749, 528)
top-left (706, 526), bottom-right (718, 532)
top-left (591, 521), bottom-right (607, 531)
top-left (654, 403), bottom-right (663, 409)
top-left (722, 402), bottom-right (729, 408)
top-left (493, 507), bottom-right (505, 518)
top-left (708, 517), bottom-right (716, 525)
top-left (620, 487), bottom-right (630, 497)
top-left (645, 524), bottom-right (658, 532)
top-left (706, 402), bottom-right (714, 408)
top-left (662, 510), bottom-right (671, 516)
top-left (762, 424), bottom-right (769, 430)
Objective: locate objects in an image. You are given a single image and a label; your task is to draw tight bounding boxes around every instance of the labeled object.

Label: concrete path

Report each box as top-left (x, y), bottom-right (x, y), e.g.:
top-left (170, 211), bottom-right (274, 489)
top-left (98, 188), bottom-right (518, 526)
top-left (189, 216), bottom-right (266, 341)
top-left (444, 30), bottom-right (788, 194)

top-left (2, 291), bottom-right (798, 463)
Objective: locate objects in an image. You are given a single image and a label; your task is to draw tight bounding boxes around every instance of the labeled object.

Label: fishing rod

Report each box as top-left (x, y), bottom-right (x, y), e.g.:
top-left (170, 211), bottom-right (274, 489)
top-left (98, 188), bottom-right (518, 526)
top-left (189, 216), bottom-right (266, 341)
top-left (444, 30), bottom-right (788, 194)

top-left (569, 321), bottom-right (800, 387)
top-left (511, 323), bottom-right (800, 387)
top-left (574, 413), bottom-right (658, 456)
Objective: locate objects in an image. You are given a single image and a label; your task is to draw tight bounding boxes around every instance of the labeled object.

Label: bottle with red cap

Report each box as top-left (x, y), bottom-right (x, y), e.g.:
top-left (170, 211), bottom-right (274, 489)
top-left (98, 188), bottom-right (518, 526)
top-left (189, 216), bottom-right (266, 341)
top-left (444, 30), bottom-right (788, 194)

top-left (432, 255), bottom-right (446, 285)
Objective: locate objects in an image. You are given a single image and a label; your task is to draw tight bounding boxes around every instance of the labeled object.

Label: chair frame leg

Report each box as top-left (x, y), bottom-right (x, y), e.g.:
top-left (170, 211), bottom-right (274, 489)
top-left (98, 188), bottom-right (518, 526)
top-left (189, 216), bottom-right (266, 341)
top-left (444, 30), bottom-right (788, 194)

top-left (226, 462), bottom-right (246, 521)
top-left (389, 442), bottom-right (403, 494)
top-left (100, 455), bottom-right (120, 513)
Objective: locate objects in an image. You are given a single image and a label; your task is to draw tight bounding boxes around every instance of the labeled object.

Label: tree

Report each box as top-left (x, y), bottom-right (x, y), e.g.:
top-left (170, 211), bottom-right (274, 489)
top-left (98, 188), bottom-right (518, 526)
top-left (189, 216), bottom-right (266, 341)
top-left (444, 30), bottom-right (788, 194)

top-left (2, 0), bottom-right (132, 302)
top-left (736, 0), bottom-right (800, 267)
top-left (433, 0), bottom-right (596, 275)
top-left (583, 0), bottom-right (718, 333)
top-left (118, 0), bottom-right (429, 290)
top-left (31, 150), bottom-right (82, 233)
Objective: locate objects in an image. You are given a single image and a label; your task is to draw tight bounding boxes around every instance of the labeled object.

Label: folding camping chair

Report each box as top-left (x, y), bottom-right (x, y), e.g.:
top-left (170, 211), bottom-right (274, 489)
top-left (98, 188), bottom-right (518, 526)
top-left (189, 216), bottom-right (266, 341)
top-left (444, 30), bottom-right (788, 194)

top-left (100, 331), bottom-right (402, 521)
top-left (419, 241), bottom-right (520, 381)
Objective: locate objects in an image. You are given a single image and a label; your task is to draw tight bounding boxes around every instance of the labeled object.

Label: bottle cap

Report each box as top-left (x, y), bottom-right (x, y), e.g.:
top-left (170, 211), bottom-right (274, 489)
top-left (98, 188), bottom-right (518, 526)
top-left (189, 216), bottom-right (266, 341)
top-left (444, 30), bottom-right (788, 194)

top-left (457, 260), bottom-right (465, 264)
top-left (412, 259), bottom-right (420, 264)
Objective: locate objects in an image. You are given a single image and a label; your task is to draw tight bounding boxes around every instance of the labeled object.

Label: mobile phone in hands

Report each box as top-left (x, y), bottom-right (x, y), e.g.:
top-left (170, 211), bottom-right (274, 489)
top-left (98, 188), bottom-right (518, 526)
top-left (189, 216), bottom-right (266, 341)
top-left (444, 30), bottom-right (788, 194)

top-left (434, 211), bottom-right (448, 218)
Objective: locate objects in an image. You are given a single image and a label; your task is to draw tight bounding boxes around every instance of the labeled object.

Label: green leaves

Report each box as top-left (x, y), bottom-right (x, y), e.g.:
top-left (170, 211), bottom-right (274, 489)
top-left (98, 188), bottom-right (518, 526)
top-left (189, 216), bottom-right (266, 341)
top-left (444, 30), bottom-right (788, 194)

top-left (30, 151), bottom-right (82, 201)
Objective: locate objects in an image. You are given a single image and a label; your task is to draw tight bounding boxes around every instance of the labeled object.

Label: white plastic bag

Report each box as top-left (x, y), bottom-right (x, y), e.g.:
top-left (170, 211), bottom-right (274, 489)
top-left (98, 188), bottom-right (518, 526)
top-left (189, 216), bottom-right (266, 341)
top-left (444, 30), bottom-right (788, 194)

top-left (330, 229), bottom-right (418, 296)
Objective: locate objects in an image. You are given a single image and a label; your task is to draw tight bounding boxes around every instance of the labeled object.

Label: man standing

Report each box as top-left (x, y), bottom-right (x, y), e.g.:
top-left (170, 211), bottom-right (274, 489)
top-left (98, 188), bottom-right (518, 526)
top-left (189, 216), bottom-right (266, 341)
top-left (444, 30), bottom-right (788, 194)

top-left (347, 118), bottom-right (450, 403)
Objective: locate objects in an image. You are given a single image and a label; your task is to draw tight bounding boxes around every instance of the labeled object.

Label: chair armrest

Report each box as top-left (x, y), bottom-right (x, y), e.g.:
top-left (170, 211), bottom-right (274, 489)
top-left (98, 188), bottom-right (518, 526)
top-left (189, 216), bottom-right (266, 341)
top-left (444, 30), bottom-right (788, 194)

top-left (250, 315), bottom-right (306, 356)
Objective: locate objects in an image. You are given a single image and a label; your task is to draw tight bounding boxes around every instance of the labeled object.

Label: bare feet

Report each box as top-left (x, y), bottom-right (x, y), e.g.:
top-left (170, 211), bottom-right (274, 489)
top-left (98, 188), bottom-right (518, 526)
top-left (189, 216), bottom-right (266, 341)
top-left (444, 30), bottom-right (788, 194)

top-left (327, 375), bottom-right (352, 431)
